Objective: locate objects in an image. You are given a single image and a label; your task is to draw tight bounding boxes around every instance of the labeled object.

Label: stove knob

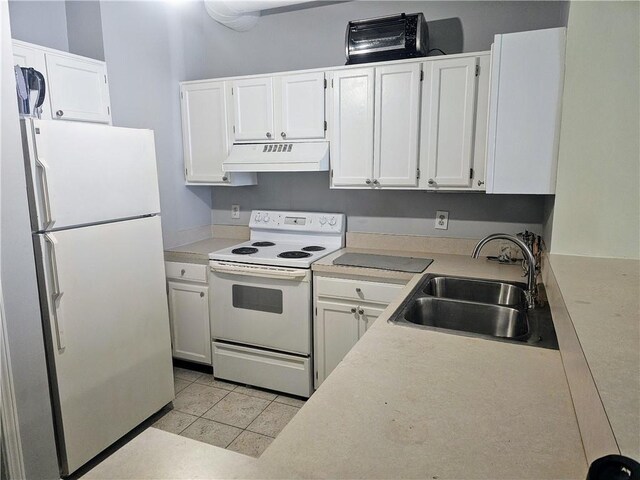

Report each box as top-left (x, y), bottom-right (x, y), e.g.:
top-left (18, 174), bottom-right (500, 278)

top-left (255, 213), bottom-right (262, 222)
top-left (329, 216), bottom-right (337, 226)
top-left (263, 214), bottom-right (270, 222)
top-left (319, 216), bottom-right (327, 225)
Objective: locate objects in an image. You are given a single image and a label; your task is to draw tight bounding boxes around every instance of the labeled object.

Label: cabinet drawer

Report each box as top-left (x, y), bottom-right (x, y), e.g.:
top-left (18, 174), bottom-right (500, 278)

top-left (315, 276), bottom-right (404, 305)
top-left (213, 342), bottom-right (312, 398)
top-left (165, 261), bottom-right (207, 283)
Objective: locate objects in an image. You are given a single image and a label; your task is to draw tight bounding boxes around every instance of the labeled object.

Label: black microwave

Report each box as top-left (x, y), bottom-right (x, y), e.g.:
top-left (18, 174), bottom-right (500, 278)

top-left (345, 13), bottom-right (429, 65)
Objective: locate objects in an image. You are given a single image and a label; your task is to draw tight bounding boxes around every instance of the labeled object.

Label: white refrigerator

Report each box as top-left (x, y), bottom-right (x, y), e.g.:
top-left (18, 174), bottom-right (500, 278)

top-left (20, 118), bottom-right (174, 476)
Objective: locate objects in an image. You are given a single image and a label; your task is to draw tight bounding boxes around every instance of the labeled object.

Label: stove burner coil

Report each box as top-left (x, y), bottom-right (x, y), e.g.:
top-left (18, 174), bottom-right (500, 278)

top-left (232, 247), bottom-right (259, 255)
top-left (301, 246), bottom-right (326, 252)
top-left (252, 241), bottom-right (276, 247)
top-left (278, 251), bottom-right (312, 259)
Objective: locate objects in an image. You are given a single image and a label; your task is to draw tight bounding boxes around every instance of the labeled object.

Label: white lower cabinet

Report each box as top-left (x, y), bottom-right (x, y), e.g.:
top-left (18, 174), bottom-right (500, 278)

top-left (313, 275), bottom-right (405, 388)
top-left (166, 262), bottom-right (212, 365)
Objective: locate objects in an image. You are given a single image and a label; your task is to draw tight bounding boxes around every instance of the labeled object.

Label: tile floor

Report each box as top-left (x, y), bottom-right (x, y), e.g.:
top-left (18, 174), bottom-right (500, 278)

top-left (152, 367), bottom-right (306, 458)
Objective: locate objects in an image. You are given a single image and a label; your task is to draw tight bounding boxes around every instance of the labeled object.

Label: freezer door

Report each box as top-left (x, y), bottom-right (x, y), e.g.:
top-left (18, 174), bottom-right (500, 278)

top-left (34, 216), bottom-right (173, 475)
top-left (22, 118), bottom-right (161, 232)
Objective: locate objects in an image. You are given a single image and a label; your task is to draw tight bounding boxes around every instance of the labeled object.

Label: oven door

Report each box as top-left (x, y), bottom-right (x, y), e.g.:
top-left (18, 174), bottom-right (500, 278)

top-left (209, 261), bottom-right (311, 355)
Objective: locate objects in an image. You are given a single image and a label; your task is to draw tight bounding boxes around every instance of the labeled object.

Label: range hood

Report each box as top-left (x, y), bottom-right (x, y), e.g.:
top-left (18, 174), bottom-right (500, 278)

top-left (223, 142), bottom-right (329, 172)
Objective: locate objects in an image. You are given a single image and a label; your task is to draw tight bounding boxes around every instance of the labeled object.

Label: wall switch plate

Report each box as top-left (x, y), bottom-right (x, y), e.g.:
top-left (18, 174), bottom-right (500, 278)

top-left (435, 210), bottom-right (449, 230)
top-left (231, 205), bottom-right (240, 219)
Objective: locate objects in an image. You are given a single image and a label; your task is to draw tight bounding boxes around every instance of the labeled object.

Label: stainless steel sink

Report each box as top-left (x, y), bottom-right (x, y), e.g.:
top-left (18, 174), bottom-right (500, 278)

top-left (423, 276), bottom-right (528, 309)
top-left (402, 297), bottom-right (529, 339)
top-left (389, 274), bottom-right (559, 349)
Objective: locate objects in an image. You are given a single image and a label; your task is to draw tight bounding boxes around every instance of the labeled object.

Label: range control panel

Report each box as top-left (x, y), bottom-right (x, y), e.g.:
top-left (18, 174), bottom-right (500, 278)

top-left (249, 210), bottom-right (345, 234)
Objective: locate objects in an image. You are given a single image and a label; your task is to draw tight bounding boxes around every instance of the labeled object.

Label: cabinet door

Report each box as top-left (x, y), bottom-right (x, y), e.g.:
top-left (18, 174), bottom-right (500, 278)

top-left (167, 281), bottom-right (211, 365)
top-left (232, 77), bottom-right (274, 141)
top-left (180, 81), bottom-right (231, 183)
top-left (373, 63), bottom-right (421, 187)
top-left (330, 68), bottom-right (375, 187)
top-left (486, 28), bottom-right (565, 194)
top-left (314, 300), bottom-right (360, 387)
top-left (277, 72), bottom-right (325, 140)
top-left (422, 57), bottom-right (478, 188)
top-left (358, 305), bottom-right (386, 338)
top-left (471, 54), bottom-right (490, 191)
top-left (45, 53), bottom-right (111, 124)
top-left (12, 42), bottom-right (52, 119)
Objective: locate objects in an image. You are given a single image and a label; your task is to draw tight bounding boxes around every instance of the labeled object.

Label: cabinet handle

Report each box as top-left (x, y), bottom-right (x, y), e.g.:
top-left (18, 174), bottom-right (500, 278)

top-left (222, 175), bottom-right (229, 182)
top-left (350, 307), bottom-right (357, 314)
top-left (200, 292), bottom-right (205, 298)
top-left (266, 132), bottom-right (272, 139)
top-left (373, 179), bottom-right (379, 185)
top-left (358, 308), bottom-right (364, 315)
top-left (477, 180), bottom-right (485, 186)
top-left (355, 288), bottom-right (362, 293)
top-left (365, 179), bottom-right (372, 185)
top-left (180, 269), bottom-right (186, 276)
top-left (428, 179), bottom-right (435, 186)
top-left (56, 110), bottom-right (64, 118)
top-left (281, 132), bottom-right (286, 139)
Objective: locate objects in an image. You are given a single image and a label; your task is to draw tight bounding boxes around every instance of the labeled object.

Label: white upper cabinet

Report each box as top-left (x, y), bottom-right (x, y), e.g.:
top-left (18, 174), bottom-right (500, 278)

top-left (12, 40), bottom-right (111, 124)
top-left (486, 27), bottom-right (566, 194)
top-left (330, 62), bottom-right (425, 190)
top-left (180, 81), bottom-right (256, 186)
top-left (277, 72), bottom-right (325, 140)
top-left (330, 55), bottom-right (488, 191)
top-left (232, 73), bottom-right (326, 142)
top-left (422, 56), bottom-right (478, 189)
top-left (329, 68), bottom-right (375, 187)
top-left (373, 63), bottom-right (421, 188)
top-left (12, 42), bottom-right (51, 119)
top-left (471, 54), bottom-right (490, 191)
top-left (45, 53), bottom-right (111, 124)
top-left (232, 77), bottom-right (274, 141)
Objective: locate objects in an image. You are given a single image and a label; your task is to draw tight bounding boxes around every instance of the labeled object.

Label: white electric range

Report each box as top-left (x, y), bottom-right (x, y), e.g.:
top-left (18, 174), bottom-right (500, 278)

top-left (208, 210), bottom-right (345, 397)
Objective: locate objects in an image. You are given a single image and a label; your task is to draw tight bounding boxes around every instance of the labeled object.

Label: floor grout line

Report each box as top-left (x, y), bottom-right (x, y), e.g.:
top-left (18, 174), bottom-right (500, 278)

top-left (171, 370), bottom-right (304, 456)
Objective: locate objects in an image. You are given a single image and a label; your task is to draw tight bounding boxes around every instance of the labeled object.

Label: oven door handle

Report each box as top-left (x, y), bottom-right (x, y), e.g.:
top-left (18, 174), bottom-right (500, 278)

top-left (210, 262), bottom-right (309, 281)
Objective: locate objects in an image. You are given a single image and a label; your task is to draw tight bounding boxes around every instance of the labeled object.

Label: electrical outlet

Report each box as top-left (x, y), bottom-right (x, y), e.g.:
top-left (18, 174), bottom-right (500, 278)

top-left (435, 211), bottom-right (449, 230)
top-left (231, 205), bottom-right (240, 219)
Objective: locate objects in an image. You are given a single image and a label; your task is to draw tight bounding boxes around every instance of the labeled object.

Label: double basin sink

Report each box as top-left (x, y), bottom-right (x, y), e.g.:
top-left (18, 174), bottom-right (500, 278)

top-left (391, 275), bottom-right (558, 349)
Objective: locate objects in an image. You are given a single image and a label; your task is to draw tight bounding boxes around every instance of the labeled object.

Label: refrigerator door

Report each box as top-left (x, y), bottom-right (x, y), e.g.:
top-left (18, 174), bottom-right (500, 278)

top-left (34, 215), bottom-right (173, 475)
top-left (22, 118), bottom-right (161, 232)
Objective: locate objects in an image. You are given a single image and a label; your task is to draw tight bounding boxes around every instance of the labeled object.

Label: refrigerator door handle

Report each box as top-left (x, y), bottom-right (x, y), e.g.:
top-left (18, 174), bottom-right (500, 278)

top-left (44, 233), bottom-right (65, 351)
top-left (36, 157), bottom-right (55, 229)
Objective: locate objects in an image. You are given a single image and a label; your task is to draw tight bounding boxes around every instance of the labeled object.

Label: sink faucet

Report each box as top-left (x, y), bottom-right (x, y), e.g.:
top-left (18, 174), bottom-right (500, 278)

top-left (472, 233), bottom-right (538, 309)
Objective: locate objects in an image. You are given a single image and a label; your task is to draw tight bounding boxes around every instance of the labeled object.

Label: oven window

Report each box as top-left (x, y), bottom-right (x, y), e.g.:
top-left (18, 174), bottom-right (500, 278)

top-left (232, 285), bottom-right (283, 314)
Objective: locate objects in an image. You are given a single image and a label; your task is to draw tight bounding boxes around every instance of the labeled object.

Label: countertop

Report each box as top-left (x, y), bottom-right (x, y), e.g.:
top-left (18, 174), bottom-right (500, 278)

top-left (548, 254), bottom-right (639, 459)
top-left (84, 253), bottom-right (587, 479)
top-left (313, 246), bottom-right (525, 282)
top-left (164, 237), bottom-right (246, 265)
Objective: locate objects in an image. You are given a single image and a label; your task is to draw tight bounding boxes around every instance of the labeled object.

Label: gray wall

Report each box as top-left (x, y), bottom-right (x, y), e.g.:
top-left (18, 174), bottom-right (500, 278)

top-left (177, 0), bottom-right (568, 237)
top-left (1, 2), bottom-right (60, 478)
top-left (8, 0), bottom-right (68, 51)
top-left (211, 172), bottom-right (547, 238)
top-left (179, 1), bottom-right (569, 79)
top-left (66, 0), bottom-right (104, 61)
top-left (99, 1), bottom-right (214, 247)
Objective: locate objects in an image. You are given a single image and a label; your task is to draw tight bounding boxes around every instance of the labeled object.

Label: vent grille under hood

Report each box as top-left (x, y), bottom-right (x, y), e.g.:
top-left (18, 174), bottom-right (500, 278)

top-left (223, 141), bottom-right (329, 172)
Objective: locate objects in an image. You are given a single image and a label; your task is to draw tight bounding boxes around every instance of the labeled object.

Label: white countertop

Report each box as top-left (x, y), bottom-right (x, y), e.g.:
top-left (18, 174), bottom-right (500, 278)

top-left (548, 254), bottom-right (640, 459)
top-left (164, 237), bottom-right (247, 265)
top-left (84, 252), bottom-right (587, 479)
